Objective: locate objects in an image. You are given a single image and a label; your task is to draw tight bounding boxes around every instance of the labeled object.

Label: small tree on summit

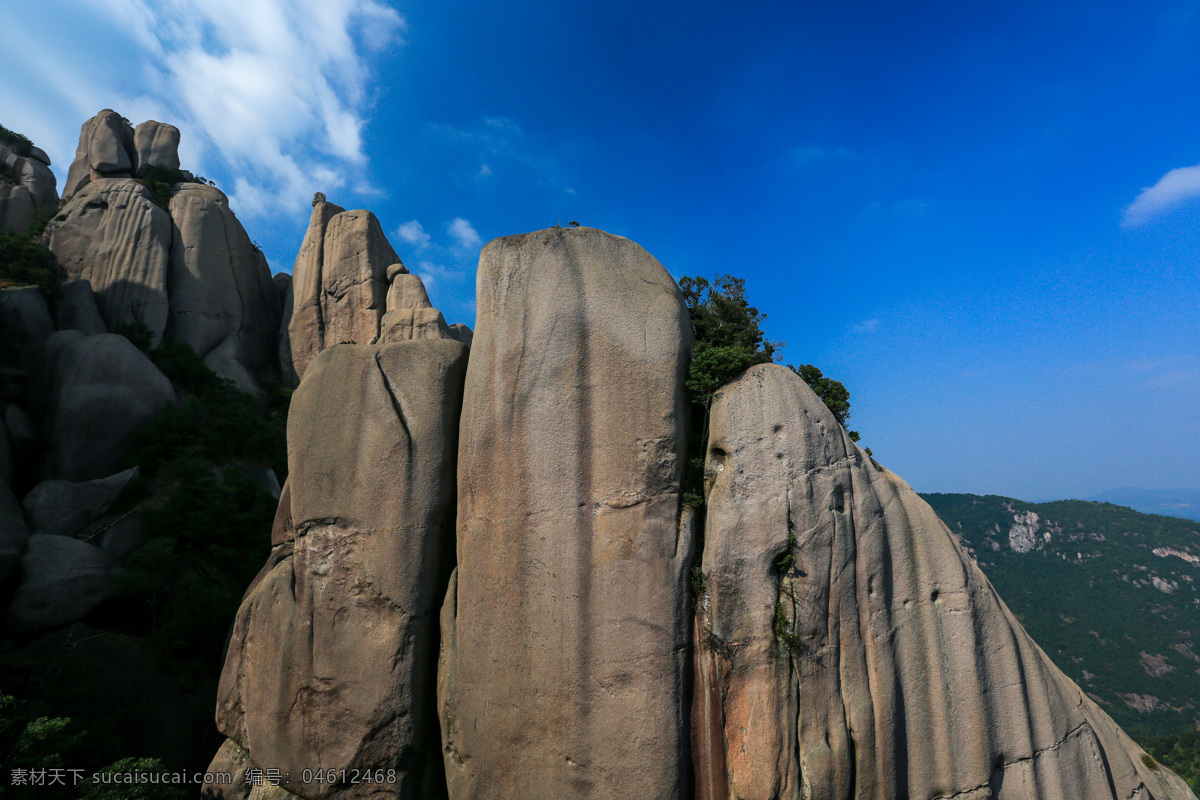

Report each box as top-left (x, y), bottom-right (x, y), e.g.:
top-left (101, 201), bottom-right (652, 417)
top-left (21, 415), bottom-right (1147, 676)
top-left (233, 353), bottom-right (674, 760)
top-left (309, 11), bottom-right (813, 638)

top-left (680, 274), bottom-right (779, 407)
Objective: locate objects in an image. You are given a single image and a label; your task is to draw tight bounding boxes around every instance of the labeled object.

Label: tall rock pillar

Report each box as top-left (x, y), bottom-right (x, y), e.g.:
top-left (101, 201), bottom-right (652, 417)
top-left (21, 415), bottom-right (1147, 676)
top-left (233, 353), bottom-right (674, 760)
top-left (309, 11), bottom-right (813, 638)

top-left (438, 227), bottom-right (695, 799)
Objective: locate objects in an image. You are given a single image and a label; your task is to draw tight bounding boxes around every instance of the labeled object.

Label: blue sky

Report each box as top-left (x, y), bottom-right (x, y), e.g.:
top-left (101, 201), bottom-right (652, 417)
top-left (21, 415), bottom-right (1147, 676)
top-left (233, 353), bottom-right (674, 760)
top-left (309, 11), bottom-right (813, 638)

top-left (2, 0), bottom-right (1197, 500)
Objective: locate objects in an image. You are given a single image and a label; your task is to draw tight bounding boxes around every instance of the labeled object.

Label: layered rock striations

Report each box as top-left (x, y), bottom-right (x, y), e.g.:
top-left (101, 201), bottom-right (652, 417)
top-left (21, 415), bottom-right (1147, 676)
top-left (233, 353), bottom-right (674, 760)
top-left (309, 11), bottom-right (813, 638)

top-left (46, 110), bottom-right (281, 391)
top-left (166, 183), bottom-right (280, 394)
top-left (288, 194), bottom-right (400, 380)
top-left (1, 134), bottom-right (58, 232)
top-left (438, 227), bottom-right (695, 800)
top-left (211, 337), bottom-right (468, 800)
top-left (691, 363), bottom-right (1196, 800)
top-left (45, 178), bottom-right (173, 337)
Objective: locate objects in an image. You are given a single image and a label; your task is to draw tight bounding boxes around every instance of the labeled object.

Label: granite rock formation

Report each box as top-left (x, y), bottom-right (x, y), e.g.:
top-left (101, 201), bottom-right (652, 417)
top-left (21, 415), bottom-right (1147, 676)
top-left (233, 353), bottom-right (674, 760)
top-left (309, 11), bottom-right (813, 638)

top-left (165, 183), bottom-right (280, 395)
top-left (48, 111), bottom-right (280, 391)
top-left (379, 266), bottom-right (451, 343)
top-left (63, 109), bottom-right (137, 197)
top-left (0, 136), bottom-right (58, 232)
top-left (213, 338), bottom-right (468, 800)
top-left (288, 194), bottom-right (400, 379)
top-left (438, 226), bottom-right (695, 800)
top-left (46, 178), bottom-right (173, 338)
top-left (691, 363), bottom-right (1195, 800)
top-left (43, 333), bottom-right (174, 481)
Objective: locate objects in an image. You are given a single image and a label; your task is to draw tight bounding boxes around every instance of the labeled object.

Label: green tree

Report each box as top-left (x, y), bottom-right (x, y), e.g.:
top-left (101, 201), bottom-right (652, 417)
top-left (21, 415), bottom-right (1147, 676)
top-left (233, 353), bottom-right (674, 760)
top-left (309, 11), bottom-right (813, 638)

top-left (679, 274), bottom-right (778, 407)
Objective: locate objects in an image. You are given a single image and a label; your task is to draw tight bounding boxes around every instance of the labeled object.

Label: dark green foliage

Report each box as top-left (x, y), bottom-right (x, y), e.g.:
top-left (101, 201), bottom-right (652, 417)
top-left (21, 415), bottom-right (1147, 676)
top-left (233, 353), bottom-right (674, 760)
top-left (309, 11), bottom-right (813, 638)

top-left (135, 164), bottom-right (212, 211)
top-left (0, 159), bottom-right (16, 185)
top-left (0, 123), bottom-right (34, 157)
top-left (789, 364), bottom-right (851, 427)
top-left (0, 224), bottom-right (60, 294)
top-left (0, 688), bottom-right (186, 800)
top-left (923, 493), bottom-right (1200, 739)
top-left (679, 275), bottom-right (777, 407)
top-left (1141, 729), bottom-right (1200, 791)
top-left (113, 335), bottom-right (285, 669)
top-left (80, 759), bottom-right (187, 800)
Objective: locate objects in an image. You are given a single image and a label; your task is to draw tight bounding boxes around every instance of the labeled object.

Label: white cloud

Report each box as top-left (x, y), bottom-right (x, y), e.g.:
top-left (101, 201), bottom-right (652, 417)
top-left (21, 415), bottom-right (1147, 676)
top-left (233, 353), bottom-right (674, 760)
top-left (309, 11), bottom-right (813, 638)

top-left (0, 0), bottom-right (404, 218)
top-left (448, 217), bottom-right (482, 251)
top-left (853, 318), bottom-right (880, 334)
top-left (1122, 162), bottom-right (1200, 227)
top-left (396, 220), bottom-right (432, 249)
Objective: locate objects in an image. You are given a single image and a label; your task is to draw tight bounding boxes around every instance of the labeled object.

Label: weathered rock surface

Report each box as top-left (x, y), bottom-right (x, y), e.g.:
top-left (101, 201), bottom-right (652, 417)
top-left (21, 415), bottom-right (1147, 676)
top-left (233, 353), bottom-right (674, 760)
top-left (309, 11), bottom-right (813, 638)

top-left (288, 195), bottom-right (399, 379)
top-left (64, 109), bottom-right (136, 197)
top-left (692, 363), bottom-right (1197, 800)
top-left (43, 334), bottom-right (173, 481)
top-left (46, 178), bottom-right (172, 339)
top-left (56, 279), bottom-right (108, 335)
top-left (165, 183), bottom-right (279, 390)
top-left (274, 272), bottom-right (297, 384)
top-left (22, 467), bottom-right (138, 538)
top-left (0, 286), bottom-right (55, 373)
top-left (0, 139), bottom-right (59, 233)
top-left (439, 226), bottom-right (694, 800)
top-left (447, 323), bottom-right (472, 348)
top-left (5, 534), bottom-right (118, 632)
top-left (0, 478), bottom-right (29, 596)
top-left (379, 270), bottom-right (451, 343)
top-left (0, 182), bottom-right (35, 233)
top-left (133, 120), bottom-right (181, 171)
top-left (216, 339), bottom-right (468, 799)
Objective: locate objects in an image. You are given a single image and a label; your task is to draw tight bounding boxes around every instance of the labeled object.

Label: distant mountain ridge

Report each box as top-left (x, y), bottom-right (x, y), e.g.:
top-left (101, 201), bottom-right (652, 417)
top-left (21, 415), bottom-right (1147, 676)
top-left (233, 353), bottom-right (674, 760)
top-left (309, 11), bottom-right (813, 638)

top-left (1086, 488), bottom-right (1200, 523)
top-left (922, 492), bottom-right (1200, 738)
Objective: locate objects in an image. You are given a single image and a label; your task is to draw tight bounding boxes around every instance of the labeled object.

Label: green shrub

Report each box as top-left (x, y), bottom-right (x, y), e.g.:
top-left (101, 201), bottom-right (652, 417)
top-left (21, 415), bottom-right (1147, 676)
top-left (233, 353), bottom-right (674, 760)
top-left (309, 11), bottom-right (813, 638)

top-left (0, 224), bottom-right (60, 294)
top-left (135, 164), bottom-right (213, 211)
top-left (0, 123), bottom-right (34, 157)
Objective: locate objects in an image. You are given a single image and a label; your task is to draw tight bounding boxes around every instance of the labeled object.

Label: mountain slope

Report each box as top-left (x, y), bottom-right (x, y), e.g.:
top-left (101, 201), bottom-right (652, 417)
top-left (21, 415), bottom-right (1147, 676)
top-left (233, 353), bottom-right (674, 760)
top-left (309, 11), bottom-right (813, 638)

top-left (922, 493), bottom-right (1200, 738)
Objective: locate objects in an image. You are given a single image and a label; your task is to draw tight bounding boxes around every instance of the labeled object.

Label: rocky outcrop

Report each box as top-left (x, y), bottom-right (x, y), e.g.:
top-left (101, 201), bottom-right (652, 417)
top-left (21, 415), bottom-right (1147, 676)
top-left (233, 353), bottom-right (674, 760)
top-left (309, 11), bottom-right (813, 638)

top-left (56, 279), bottom-right (108, 335)
top-left (288, 194), bottom-right (399, 380)
top-left (438, 227), bottom-right (694, 800)
top-left (1, 137), bottom-right (59, 231)
top-left (5, 534), bottom-right (119, 632)
top-left (63, 110), bottom-right (136, 197)
top-left (46, 178), bottom-right (172, 339)
top-left (214, 339), bottom-right (468, 800)
top-left (165, 183), bottom-right (279, 394)
top-left (691, 363), bottom-right (1196, 800)
top-left (447, 323), bottom-right (472, 348)
top-left (134, 120), bottom-right (181, 171)
top-left (378, 266), bottom-right (451, 343)
top-left (43, 333), bottom-right (173, 481)
top-left (0, 286), bottom-right (55, 373)
top-left (22, 467), bottom-right (138, 538)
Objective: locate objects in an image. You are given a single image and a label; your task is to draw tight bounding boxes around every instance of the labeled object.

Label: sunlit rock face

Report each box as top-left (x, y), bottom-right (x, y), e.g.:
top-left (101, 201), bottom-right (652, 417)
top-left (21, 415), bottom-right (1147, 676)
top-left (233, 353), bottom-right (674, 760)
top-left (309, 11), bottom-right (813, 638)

top-left (438, 226), bottom-right (695, 800)
top-left (214, 339), bottom-right (468, 800)
top-left (692, 363), bottom-right (1197, 800)
top-left (288, 194), bottom-right (400, 380)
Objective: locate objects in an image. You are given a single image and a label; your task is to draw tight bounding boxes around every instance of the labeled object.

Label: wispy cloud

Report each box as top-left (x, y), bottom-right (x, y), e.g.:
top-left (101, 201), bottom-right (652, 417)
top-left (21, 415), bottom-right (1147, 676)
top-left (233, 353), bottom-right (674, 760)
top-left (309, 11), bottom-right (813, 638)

top-left (0, 0), bottom-right (404, 218)
top-left (853, 318), bottom-right (880, 334)
top-left (390, 217), bottom-right (481, 325)
top-left (1122, 162), bottom-right (1200, 227)
top-left (448, 217), bottom-right (482, 251)
top-left (396, 219), bottom-right (431, 249)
